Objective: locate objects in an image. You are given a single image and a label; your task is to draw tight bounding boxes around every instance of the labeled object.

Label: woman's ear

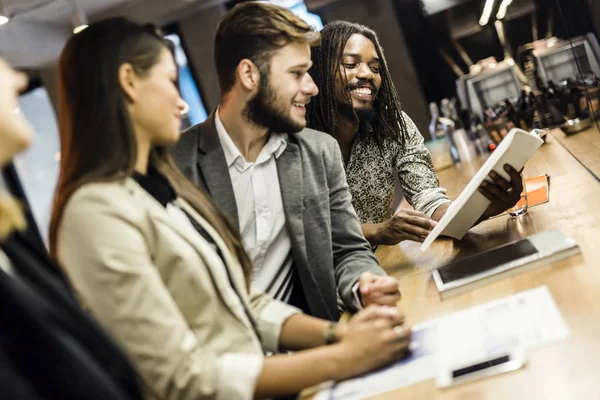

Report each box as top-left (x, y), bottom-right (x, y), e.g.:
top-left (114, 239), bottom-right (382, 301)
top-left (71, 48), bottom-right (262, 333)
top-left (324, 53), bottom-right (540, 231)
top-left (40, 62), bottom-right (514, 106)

top-left (236, 59), bottom-right (260, 92)
top-left (118, 63), bottom-right (138, 103)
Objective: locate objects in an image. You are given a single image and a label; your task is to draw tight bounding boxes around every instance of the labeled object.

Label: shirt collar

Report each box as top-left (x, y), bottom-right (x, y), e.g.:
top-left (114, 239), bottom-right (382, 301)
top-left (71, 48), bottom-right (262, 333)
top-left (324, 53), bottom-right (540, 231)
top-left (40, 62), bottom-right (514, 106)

top-left (215, 107), bottom-right (288, 170)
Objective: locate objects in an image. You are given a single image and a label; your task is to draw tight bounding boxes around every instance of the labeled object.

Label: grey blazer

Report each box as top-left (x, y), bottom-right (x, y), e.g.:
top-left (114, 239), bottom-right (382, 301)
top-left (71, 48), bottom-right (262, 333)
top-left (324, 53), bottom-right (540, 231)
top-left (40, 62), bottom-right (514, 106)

top-left (171, 111), bottom-right (386, 320)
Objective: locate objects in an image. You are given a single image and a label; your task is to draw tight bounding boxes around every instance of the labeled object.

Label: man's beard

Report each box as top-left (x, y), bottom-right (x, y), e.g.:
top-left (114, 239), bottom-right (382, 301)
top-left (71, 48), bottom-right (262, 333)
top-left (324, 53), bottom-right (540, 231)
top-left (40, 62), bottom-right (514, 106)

top-left (355, 107), bottom-right (377, 123)
top-left (244, 73), bottom-right (304, 134)
top-left (336, 98), bottom-right (378, 137)
top-left (355, 107), bottom-right (378, 138)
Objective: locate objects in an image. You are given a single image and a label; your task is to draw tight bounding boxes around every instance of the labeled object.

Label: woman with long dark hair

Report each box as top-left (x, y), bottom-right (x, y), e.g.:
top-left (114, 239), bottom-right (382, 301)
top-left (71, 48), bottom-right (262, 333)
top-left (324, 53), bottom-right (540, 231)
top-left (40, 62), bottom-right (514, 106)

top-left (51, 18), bottom-right (411, 400)
top-left (0, 59), bottom-right (144, 399)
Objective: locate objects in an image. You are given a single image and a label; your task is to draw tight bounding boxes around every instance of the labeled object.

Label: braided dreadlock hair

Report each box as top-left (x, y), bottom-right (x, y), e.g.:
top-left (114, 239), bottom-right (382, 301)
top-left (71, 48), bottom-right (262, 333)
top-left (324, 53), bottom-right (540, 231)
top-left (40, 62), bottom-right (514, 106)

top-left (307, 20), bottom-right (407, 146)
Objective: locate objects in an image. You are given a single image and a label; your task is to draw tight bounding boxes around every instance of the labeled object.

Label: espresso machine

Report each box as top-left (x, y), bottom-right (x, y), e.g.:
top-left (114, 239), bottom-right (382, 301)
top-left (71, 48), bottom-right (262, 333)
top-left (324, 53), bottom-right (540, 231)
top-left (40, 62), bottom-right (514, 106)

top-left (456, 58), bottom-right (523, 121)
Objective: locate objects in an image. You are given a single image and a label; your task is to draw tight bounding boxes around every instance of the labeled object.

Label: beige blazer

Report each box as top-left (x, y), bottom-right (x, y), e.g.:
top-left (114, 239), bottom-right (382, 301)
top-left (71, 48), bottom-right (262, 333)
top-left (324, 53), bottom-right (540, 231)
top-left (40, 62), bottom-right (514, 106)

top-left (57, 178), bottom-right (300, 400)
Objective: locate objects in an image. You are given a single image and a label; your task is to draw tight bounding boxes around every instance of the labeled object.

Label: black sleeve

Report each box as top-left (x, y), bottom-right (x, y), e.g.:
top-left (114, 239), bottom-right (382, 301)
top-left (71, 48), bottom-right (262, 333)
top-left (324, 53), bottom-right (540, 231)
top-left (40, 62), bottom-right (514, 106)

top-left (0, 346), bottom-right (44, 400)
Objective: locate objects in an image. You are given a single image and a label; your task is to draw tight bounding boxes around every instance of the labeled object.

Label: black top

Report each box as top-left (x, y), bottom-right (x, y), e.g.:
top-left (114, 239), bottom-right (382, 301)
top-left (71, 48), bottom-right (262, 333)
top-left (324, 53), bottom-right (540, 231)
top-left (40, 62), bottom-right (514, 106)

top-left (132, 166), bottom-right (176, 208)
top-left (0, 232), bottom-right (144, 400)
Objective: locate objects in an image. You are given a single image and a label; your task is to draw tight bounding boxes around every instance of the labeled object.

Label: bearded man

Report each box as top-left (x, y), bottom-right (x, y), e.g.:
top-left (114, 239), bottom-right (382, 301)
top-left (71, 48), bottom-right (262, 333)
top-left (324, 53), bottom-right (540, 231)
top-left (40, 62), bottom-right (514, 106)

top-left (171, 3), bottom-right (401, 321)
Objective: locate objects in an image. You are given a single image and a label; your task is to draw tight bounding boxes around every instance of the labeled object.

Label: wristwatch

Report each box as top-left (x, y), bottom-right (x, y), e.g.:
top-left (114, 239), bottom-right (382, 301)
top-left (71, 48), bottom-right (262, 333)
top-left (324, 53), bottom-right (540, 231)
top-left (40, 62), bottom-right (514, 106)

top-left (324, 322), bottom-right (337, 345)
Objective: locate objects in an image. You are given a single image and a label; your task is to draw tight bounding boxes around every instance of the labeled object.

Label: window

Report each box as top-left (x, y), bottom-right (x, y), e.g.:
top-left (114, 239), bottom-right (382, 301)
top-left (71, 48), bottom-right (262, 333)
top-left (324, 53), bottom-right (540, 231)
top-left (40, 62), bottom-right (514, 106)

top-left (13, 84), bottom-right (60, 248)
top-left (226, 0), bottom-right (325, 31)
top-left (278, 1), bottom-right (324, 31)
top-left (165, 32), bottom-right (209, 128)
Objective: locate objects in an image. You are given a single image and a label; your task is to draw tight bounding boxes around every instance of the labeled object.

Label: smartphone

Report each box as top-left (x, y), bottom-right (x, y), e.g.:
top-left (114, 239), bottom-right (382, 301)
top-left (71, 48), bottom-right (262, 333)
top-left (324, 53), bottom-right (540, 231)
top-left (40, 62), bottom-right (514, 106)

top-left (436, 349), bottom-right (526, 388)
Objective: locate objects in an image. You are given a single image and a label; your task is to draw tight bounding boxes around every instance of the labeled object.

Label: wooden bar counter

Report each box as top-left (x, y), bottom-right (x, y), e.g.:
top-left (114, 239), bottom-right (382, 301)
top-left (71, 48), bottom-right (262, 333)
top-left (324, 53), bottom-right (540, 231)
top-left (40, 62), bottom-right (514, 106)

top-left (549, 124), bottom-right (600, 181)
top-left (305, 134), bottom-right (600, 399)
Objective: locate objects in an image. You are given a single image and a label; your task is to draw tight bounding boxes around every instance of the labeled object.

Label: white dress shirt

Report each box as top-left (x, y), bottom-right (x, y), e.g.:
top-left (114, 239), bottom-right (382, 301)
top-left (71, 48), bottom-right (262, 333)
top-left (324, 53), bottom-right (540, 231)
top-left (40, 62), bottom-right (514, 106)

top-left (215, 110), bottom-right (295, 303)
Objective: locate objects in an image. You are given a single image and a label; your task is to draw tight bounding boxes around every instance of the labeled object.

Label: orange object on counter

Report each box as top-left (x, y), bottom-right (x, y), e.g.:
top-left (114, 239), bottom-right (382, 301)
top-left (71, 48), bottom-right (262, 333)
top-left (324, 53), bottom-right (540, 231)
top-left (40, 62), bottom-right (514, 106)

top-left (523, 174), bottom-right (550, 207)
top-left (508, 174), bottom-right (550, 212)
top-left (491, 174), bottom-right (549, 218)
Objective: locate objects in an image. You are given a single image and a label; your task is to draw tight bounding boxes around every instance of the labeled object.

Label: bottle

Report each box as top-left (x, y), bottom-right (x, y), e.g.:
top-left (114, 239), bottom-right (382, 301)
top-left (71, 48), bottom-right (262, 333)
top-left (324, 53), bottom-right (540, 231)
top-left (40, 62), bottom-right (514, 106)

top-left (428, 102), bottom-right (445, 139)
top-left (447, 98), bottom-right (477, 163)
top-left (543, 84), bottom-right (563, 126)
top-left (549, 80), bottom-right (569, 119)
top-left (475, 116), bottom-right (496, 152)
top-left (469, 116), bottom-right (488, 155)
top-left (565, 78), bottom-right (581, 120)
top-left (533, 90), bottom-right (552, 128)
top-left (504, 100), bottom-right (518, 129)
top-left (452, 125), bottom-right (477, 163)
top-left (448, 98), bottom-right (463, 129)
top-left (438, 98), bottom-right (460, 163)
top-left (427, 102), bottom-right (455, 170)
top-left (517, 90), bottom-right (534, 130)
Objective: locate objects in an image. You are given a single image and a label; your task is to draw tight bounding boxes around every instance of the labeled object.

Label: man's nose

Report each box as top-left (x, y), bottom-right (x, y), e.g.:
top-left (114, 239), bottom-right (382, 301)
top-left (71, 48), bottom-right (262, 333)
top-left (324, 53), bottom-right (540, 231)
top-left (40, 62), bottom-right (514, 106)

top-left (356, 63), bottom-right (374, 80)
top-left (303, 73), bottom-right (319, 97)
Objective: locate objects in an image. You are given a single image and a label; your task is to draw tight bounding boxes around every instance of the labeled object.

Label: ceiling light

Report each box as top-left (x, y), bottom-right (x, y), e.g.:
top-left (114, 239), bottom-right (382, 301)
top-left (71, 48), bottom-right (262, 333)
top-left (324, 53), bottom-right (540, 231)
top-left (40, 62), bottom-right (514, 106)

top-left (70, 0), bottom-right (88, 34)
top-left (479, 0), bottom-right (496, 26)
top-left (496, 0), bottom-right (514, 20)
top-left (0, 1), bottom-right (9, 25)
top-left (73, 24), bottom-right (88, 34)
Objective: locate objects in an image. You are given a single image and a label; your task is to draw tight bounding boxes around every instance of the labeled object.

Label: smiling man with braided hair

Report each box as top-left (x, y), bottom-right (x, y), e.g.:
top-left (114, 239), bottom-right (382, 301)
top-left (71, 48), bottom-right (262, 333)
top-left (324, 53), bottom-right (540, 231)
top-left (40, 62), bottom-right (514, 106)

top-left (307, 21), bottom-right (524, 247)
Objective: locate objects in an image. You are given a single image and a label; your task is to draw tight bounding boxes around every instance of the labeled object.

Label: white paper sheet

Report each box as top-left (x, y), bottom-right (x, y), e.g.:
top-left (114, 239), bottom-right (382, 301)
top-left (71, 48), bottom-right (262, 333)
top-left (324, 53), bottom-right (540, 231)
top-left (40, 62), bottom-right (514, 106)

top-left (314, 286), bottom-right (569, 400)
top-left (434, 285), bottom-right (569, 371)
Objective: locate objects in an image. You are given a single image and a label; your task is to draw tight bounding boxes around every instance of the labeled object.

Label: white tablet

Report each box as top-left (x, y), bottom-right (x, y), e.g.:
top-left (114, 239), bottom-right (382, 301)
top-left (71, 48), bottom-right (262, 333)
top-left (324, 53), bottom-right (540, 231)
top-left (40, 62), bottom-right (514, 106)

top-left (432, 230), bottom-right (579, 299)
top-left (421, 128), bottom-right (544, 251)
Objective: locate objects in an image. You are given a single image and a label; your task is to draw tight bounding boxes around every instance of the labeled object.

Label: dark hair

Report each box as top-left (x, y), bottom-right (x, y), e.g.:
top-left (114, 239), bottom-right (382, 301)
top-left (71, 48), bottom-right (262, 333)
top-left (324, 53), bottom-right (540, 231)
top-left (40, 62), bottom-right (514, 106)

top-left (214, 1), bottom-right (320, 94)
top-left (307, 20), bottom-right (407, 145)
top-left (50, 17), bottom-right (253, 284)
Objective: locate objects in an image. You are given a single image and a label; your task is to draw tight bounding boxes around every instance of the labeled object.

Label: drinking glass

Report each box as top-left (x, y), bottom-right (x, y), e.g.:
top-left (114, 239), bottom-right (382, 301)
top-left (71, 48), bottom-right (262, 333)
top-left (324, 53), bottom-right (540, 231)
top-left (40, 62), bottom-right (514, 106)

top-left (508, 178), bottom-right (528, 217)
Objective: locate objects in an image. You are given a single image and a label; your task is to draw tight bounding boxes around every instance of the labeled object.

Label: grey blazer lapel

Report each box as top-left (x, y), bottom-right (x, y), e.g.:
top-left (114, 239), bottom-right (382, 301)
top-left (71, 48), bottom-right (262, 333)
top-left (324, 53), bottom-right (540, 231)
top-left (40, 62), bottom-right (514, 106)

top-left (197, 111), bottom-right (240, 228)
top-left (276, 143), bottom-right (307, 264)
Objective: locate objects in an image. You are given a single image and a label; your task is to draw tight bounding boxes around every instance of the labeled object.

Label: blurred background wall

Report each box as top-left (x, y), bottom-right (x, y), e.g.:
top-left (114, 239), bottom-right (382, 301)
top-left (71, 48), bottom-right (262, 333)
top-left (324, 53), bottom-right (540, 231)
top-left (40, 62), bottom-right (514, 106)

top-left (1, 0), bottom-right (597, 139)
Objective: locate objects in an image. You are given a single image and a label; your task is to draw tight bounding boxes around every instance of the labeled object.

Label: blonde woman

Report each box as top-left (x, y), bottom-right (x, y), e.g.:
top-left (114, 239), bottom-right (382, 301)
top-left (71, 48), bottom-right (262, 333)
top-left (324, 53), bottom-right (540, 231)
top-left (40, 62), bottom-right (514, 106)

top-left (0, 59), bottom-right (144, 399)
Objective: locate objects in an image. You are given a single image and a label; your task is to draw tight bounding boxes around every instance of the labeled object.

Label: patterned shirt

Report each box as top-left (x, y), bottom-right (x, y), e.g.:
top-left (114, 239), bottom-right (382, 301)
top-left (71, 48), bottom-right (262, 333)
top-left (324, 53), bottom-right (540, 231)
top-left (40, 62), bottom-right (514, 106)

top-left (344, 112), bottom-right (452, 224)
